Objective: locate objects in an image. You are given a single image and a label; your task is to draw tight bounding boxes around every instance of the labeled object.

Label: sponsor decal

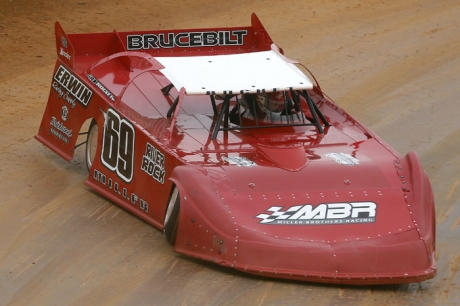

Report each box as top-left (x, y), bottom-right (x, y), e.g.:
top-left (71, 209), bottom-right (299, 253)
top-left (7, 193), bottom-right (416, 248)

top-left (50, 116), bottom-right (73, 143)
top-left (53, 65), bottom-right (93, 107)
top-left (59, 47), bottom-right (71, 60)
top-left (127, 30), bottom-right (248, 50)
top-left (93, 168), bottom-right (149, 213)
top-left (87, 74), bottom-right (116, 102)
top-left (141, 142), bottom-right (165, 184)
top-left (61, 105), bottom-right (68, 121)
top-left (326, 153), bottom-right (360, 166)
top-left (61, 36), bottom-right (68, 48)
top-left (51, 82), bottom-right (77, 108)
top-left (255, 202), bottom-right (377, 225)
top-left (223, 156), bottom-right (256, 167)
top-left (49, 127), bottom-right (68, 143)
top-left (101, 108), bottom-right (135, 183)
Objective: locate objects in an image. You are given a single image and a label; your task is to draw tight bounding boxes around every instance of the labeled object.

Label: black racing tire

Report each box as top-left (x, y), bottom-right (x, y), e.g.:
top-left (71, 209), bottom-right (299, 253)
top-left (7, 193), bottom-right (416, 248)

top-left (164, 186), bottom-right (180, 245)
top-left (85, 119), bottom-right (98, 173)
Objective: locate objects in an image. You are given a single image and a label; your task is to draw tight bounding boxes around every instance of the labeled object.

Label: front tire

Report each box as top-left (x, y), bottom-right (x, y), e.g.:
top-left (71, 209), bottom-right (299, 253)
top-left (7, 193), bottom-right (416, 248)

top-left (164, 186), bottom-right (180, 245)
top-left (85, 120), bottom-right (98, 172)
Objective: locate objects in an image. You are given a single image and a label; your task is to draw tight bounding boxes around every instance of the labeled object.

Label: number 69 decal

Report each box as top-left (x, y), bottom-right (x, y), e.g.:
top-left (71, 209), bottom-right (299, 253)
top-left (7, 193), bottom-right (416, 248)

top-left (101, 108), bottom-right (135, 183)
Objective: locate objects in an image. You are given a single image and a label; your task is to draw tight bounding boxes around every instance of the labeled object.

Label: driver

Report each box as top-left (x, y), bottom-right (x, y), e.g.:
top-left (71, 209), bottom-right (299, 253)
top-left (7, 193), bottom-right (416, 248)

top-left (256, 92), bottom-right (285, 114)
top-left (230, 91), bottom-right (297, 124)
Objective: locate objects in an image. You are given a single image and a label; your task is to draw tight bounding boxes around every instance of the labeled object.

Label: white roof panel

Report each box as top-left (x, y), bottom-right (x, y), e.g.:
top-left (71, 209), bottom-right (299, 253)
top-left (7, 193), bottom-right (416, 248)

top-left (155, 50), bottom-right (313, 95)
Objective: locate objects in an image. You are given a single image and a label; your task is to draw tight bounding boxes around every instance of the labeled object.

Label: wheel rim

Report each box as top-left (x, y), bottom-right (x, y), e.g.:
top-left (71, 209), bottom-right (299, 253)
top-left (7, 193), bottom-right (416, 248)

top-left (86, 123), bottom-right (98, 171)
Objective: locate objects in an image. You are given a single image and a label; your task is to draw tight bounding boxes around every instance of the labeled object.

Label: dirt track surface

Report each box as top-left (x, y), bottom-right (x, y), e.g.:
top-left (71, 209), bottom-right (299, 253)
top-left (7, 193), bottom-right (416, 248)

top-left (1, 1), bottom-right (459, 305)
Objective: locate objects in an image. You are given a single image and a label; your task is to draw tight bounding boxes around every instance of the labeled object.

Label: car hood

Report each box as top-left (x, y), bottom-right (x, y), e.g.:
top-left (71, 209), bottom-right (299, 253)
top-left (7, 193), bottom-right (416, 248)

top-left (197, 137), bottom-right (416, 243)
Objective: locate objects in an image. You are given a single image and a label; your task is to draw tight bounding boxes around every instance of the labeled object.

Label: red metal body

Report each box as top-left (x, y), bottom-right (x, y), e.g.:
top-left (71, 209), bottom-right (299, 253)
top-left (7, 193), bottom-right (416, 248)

top-left (35, 14), bottom-right (436, 284)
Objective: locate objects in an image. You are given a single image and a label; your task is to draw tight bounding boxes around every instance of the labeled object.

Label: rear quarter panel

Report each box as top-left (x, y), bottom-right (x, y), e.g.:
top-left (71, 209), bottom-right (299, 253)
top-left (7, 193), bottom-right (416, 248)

top-left (35, 61), bottom-right (106, 161)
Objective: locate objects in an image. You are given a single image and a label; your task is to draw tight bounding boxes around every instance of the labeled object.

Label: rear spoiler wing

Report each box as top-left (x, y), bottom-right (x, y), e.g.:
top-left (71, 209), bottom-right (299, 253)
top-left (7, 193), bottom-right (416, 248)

top-left (55, 13), bottom-right (274, 69)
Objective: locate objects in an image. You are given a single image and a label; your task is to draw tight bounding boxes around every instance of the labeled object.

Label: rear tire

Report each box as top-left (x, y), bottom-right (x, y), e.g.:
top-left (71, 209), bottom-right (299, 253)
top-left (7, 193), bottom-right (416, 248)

top-left (164, 186), bottom-right (180, 245)
top-left (85, 120), bottom-right (98, 173)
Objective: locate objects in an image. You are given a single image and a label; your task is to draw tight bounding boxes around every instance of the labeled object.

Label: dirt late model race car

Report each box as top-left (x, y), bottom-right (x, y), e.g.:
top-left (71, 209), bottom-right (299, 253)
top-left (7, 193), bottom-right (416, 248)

top-left (36, 14), bottom-right (436, 285)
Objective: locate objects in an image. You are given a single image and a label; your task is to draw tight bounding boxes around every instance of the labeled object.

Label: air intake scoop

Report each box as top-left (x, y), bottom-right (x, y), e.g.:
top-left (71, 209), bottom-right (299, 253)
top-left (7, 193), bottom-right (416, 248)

top-left (257, 143), bottom-right (307, 171)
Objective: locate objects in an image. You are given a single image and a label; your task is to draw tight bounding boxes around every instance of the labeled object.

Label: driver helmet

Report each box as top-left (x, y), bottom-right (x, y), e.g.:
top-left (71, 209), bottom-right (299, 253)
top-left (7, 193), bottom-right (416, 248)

top-left (257, 92), bottom-right (285, 113)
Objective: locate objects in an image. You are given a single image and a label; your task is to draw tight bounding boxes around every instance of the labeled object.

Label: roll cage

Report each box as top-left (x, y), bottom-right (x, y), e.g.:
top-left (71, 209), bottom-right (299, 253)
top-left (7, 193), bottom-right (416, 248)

top-left (211, 90), bottom-right (329, 139)
top-left (163, 84), bottom-right (329, 140)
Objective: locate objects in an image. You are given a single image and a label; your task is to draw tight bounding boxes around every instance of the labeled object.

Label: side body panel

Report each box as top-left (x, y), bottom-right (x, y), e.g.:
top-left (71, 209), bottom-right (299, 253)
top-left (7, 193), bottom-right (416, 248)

top-left (35, 60), bottom-right (185, 228)
top-left (83, 105), bottom-right (183, 229)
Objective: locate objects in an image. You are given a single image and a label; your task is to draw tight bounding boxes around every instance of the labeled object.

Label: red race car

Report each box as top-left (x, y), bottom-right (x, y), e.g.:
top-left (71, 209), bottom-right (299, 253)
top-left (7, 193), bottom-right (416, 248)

top-left (36, 14), bottom-right (436, 284)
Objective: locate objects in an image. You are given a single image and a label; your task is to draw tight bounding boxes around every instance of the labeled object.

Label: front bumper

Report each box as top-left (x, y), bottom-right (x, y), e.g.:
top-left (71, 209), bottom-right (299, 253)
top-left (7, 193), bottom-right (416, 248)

top-left (176, 223), bottom-right (436, 285)
top-left (235, 228), bottom-right (436, 284)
